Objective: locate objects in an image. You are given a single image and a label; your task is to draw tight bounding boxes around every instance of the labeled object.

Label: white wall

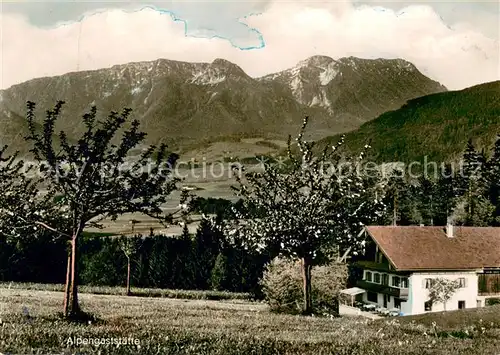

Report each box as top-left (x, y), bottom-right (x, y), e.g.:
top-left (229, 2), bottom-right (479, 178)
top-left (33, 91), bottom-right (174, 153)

top-left (409, 271), bottom-right (478, 315)
top-left (400, 298), bottom-right (411, 315)
top-left (476, 295), bottom-right (500, 307)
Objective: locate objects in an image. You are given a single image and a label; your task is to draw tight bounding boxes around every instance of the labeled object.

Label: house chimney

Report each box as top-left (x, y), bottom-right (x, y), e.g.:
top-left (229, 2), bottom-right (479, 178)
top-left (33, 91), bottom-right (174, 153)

top-left (446, 221), bottom-right (454, 238)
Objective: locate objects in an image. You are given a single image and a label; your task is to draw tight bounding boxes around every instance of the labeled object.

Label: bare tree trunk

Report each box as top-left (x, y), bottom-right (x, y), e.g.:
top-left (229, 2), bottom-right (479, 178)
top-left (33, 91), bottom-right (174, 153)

top-left (68, 236), bottom-right (80, 316)
top-left (63, 251), bottom-right (71, 317)
top-left (126, 255), bottom-right (131, 296)
top-left (301, 257), bottom-right (312, 315)
top-left (430, 198), bottom-right (434, 226)
top-left (332, 296), bottom-right (340, 317)
top-left (467, 184), bottom-right (473, 225)
top-left (393, 194), bottom-right (398, 226)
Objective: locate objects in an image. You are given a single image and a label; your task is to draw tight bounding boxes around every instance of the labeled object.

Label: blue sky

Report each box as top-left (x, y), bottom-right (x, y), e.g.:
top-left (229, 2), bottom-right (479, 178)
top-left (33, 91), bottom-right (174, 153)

top-left (3, 1), bottom-right (269, 49)
top-left (1, 1), bottom-right (498, 89)
top-left (3, 1), bottom-right (499, 47)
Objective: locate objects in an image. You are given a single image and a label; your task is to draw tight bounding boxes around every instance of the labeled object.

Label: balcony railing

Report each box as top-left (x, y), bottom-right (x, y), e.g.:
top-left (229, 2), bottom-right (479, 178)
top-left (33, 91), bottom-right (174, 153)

top-left (478, 273), bottom-right (500, 296)
top-left (357, 280), bottom-right (409, 300)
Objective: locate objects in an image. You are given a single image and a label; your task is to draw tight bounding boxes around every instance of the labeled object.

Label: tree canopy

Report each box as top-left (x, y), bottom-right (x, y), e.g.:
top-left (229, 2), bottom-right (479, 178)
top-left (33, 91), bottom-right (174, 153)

top-left (24, 101), bottom-right (184, 317)
top-left (227, 117), bottom-right (386, 313)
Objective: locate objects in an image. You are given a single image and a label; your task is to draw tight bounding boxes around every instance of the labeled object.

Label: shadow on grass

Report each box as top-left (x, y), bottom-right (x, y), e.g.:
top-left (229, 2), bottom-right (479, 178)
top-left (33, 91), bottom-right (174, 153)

top-left (54, 310), bottom-right (105, 325)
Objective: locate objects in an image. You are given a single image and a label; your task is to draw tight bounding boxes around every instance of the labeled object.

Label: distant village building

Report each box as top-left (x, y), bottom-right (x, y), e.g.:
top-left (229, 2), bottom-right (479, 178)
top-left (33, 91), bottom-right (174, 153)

top-left (344, 225), bottom-right (500, 315)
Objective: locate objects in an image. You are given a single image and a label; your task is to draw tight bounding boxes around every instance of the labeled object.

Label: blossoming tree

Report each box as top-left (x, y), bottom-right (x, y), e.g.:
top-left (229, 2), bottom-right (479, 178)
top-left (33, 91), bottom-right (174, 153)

top-left (228, 117), bottom-right (386, 314)
top-left (25, 101), bottom-right (186, 318)
top-left (428, 277), bottom-right (461, 311)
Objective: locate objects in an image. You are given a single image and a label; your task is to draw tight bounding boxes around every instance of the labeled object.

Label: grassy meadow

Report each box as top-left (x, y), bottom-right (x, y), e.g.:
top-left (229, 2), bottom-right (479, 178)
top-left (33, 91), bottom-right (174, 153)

top-left (83, 163), bottom-right (245, 236)
top-left (0, 282), bottom-right (252, 301)
top-left (1, 287), bottom-right (499, 354)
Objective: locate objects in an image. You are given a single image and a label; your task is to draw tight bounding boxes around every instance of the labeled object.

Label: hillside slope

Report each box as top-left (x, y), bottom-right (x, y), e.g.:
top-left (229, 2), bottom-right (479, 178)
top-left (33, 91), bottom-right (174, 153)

top-left (0, 56), bottom-right (445, 155)
top-left (320, 81), bottom-right (500, 163)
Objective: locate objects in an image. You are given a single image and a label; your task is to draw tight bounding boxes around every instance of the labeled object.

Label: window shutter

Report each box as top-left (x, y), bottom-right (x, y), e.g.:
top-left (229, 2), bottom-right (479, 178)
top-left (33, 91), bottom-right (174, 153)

top-left (422, 279), bottom-right (426, 288)
top-left (464, 278), bottom-right (468, 287)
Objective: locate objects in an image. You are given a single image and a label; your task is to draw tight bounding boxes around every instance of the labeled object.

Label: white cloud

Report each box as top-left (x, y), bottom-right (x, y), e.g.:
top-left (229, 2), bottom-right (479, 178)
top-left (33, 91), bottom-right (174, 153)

top-left (0, 1), bottom-right (498, 90)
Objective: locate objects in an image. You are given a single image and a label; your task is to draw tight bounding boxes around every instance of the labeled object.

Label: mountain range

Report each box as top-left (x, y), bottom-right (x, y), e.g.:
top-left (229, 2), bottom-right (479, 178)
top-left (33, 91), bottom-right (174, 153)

top-left (0, 55), bottom-right (446, 155)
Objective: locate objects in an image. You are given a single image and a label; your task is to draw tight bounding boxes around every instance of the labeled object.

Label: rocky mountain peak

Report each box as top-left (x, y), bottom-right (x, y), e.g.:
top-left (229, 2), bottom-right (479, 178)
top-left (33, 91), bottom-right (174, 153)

top-left (393, 58), bottom-right (417, 70)
top-left (211, 58), bottom-right (247, 74)
top-left (211, 58), bottom-right (234, 66)
top-left (337, 56), bottom-right (417, 72)
top-left (187, 58), bottom-right (250, 86)
top-left (298, 55), bottom-right (336, 68)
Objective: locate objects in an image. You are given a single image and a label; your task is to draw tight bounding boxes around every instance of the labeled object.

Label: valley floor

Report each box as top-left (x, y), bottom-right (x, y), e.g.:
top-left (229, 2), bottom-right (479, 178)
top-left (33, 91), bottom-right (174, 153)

top-left (0, 287), bottom-right (499, 354)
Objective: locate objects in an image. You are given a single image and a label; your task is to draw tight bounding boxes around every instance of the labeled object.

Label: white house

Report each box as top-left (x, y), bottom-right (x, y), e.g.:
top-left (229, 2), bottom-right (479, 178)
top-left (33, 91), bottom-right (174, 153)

top-left (346, 225), bottom-right (500, 316)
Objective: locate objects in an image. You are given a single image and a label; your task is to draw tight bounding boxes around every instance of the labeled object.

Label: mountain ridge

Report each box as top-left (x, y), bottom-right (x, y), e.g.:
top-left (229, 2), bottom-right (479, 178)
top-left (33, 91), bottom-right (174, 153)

top-left (0, 55), bottom-right (447, 155)
top-left (318, 80), bottom-right (500, 164)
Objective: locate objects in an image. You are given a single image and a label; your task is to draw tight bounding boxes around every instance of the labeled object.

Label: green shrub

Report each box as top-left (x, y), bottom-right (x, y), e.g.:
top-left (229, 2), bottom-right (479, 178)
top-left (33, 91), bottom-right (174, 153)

top-left (259, 258), bottom-right (303, 314)
top-left (486, 298), bottom-right (500, 306)
top-left (260, 258), bottom-right (348, 315)
top-left (312, 262), bottom-right (349, 315)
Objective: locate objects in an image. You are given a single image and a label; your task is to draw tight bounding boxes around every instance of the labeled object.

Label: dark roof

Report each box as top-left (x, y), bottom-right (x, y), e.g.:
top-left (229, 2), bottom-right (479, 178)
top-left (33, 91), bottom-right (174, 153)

top-left (365, 226), bottom-right (500, 271)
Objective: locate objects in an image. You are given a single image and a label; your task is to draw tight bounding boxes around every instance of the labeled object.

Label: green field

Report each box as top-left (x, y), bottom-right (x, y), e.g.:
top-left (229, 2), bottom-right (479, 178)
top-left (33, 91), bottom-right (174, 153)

top-left (0, 282), bottom-right (252, 301)
top-left (1, 287), bottom-right (499, 354)
top-left (84, 169), bottom-right (240, 235)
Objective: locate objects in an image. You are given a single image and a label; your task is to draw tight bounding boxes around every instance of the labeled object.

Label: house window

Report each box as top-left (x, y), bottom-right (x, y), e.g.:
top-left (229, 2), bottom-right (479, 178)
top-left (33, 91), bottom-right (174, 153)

top-left (458, 277), bottom-right (467, 288)
top-left (382, 274), bottom-right (389, 285)
top-left (365, 271), bottom-right (372, 282)
top-left (401, 277), bottom-right (409, 288)
top-left (367, 292), bottom-right (378, 303)
top-left (424, 300), bottom-right (433, 311)
top-left (392, 276), bottom-right (401, 288)
top-left (458, 300), bottom-right (466, 309)
top-left (424, 278), bottom-right (434, 289)
top-left (374, 273), bottom-right (381, 284)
